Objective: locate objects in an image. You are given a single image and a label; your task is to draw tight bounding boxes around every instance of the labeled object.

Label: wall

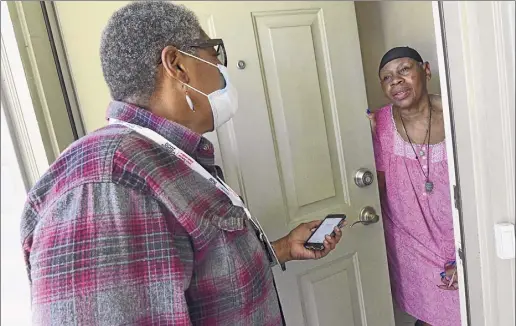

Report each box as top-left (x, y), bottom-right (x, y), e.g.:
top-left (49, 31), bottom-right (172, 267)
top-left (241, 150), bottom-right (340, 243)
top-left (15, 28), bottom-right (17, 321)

top-left (355, 1), bottom-right (440, 111)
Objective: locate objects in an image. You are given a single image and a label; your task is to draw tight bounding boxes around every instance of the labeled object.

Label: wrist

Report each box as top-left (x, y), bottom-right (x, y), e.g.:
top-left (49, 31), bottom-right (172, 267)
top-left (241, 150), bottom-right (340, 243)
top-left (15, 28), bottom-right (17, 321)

top-left (272, 236), bottom-right (291, 264)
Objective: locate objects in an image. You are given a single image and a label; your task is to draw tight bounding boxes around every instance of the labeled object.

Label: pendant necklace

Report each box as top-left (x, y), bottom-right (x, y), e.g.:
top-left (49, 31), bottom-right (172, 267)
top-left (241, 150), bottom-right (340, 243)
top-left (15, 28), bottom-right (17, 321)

top-left (400, 103), bottom-right (434, 193)
top-left (417, 123), bottom-right (429, 158)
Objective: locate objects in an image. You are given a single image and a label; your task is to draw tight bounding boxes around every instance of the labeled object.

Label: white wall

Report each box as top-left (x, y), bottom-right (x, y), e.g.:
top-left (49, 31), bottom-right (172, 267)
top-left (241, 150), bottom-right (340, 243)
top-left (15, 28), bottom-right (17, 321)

top-left (355, 1), bottom-right (441, 111)
top-left (1, 106), bottom-right (32, 326)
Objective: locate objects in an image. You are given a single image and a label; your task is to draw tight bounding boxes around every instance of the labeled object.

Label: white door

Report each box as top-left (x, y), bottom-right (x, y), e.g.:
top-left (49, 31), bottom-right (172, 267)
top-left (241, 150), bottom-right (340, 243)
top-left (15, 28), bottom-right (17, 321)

top-left (54, 2), bottom-right (394, 325)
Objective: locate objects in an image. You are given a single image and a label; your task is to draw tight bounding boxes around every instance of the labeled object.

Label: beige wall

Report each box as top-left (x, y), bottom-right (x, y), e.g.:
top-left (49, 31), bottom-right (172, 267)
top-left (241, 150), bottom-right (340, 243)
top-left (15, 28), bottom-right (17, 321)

top-left (355, 1), bottom-right (440, 111)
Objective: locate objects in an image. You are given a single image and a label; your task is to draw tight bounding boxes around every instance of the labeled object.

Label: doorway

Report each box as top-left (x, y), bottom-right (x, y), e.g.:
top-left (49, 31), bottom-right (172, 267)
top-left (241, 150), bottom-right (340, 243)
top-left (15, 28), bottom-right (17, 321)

top-left (14, 1), bottom-right (472, 325)
top-left (354, 2), bottom-right (467, 325)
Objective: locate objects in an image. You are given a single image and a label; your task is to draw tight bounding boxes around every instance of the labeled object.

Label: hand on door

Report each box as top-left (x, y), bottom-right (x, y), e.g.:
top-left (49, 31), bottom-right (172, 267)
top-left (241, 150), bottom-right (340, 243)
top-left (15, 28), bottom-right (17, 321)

top-left (272, 220), bottom-right (344, 264)
top-left (438, 261), bottom-right (459, 291)
top-left (366, 109), bottom-right (377, 134)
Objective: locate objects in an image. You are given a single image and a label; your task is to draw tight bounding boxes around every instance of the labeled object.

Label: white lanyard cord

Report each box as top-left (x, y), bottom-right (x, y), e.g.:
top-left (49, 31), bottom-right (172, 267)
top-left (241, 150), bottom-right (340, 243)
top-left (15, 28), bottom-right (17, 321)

top-left (109, 119), bottom-right (281, 267)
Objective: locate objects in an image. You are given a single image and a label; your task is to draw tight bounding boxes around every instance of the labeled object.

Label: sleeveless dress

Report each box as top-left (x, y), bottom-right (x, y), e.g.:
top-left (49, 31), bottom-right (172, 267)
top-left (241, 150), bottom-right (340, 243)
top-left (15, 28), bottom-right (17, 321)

top-left (372, 105), bottom-right (460, 325)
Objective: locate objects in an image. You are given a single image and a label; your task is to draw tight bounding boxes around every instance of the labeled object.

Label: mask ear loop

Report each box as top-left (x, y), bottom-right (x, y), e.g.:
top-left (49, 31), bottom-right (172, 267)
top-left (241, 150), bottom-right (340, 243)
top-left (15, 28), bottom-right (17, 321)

top-left (178, 49), bottom-right (218, 68)
top-left (177, 50), bottom-right (226, 92)
top-left (171, 59), bottom-right (198, 112)
top-left (175, 50), bottom-right (220, 112)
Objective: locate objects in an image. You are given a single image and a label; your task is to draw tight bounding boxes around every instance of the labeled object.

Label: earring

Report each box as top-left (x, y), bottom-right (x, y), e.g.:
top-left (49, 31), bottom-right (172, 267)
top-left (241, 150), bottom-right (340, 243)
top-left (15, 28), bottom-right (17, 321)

top-left (186, 93), bottom-right (194, 111)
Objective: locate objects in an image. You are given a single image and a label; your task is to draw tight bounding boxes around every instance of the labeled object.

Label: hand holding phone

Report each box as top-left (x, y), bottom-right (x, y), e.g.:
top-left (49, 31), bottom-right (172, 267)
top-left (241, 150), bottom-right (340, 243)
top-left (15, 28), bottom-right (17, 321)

top-left (304, 214), bottom-right (346, 251)
top-left (273, 216), bottom-right (344, 263)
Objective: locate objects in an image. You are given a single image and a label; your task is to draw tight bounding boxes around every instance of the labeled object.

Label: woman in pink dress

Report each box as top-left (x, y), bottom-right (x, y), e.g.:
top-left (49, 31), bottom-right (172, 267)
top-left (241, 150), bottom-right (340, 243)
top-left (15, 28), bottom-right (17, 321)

top-left (368, 47), bottom-right (460, 326)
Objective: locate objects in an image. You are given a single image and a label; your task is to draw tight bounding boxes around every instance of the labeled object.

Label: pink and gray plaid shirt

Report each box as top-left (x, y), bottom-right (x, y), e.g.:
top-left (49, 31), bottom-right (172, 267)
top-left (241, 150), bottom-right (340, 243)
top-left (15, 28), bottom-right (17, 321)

top-left (21, 101), bottom-right (283, 325)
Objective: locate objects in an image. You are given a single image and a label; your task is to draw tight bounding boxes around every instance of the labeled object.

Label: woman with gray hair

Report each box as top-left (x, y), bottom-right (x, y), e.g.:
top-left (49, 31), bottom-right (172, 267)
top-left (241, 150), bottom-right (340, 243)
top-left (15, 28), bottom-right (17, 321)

top-left (20, 2), bottom-right (343, 325)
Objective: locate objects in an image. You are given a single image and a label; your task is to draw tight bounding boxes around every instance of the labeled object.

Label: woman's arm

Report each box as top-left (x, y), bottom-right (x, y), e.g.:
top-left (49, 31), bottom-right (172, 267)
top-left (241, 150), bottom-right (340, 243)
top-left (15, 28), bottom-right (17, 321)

top-left (368, 109), bottom-right (387, 199)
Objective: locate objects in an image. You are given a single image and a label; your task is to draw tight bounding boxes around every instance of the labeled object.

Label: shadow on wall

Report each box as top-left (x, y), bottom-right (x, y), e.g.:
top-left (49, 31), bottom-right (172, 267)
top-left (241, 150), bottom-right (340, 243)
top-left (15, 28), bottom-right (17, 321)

top-left (355, 1), bottom-right (441, 111)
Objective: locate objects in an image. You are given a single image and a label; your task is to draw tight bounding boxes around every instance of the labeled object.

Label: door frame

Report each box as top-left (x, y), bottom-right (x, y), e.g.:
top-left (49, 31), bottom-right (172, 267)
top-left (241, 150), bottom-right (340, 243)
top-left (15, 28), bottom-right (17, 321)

top-left (1, 1), bottom-right (51, 189)
top-left (4, 1), bottom-right (84, 165)
top-left (6, 2), bottom-right (514, 325)
top-left (433, 2), bottom-right (515, 326)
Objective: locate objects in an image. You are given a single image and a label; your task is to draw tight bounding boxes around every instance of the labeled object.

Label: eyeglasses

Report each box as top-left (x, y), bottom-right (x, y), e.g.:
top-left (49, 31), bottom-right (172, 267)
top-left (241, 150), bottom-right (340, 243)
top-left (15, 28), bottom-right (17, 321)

top-left (157, 38), bottom-right (227, 67)
top-left (190, 38), bottom-right (227, 67)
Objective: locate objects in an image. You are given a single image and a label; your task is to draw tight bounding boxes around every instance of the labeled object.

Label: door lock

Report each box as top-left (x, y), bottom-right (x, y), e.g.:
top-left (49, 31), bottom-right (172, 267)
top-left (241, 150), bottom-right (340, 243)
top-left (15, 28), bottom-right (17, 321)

top-left (351, 206), bottom-right (380, 227)
top-left (354, 168), bottom-right (374, 187)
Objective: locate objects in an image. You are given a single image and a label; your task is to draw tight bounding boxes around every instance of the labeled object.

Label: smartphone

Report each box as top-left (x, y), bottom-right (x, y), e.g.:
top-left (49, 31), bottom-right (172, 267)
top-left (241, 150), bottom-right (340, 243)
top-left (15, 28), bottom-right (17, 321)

top-left (304, 214), bottom-right (346, 251)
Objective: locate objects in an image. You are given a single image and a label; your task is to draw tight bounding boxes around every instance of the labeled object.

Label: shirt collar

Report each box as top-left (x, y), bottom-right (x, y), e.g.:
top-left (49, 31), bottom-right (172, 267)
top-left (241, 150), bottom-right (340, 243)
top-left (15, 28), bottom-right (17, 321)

top-left (106, 101), bottom-right (215, 165)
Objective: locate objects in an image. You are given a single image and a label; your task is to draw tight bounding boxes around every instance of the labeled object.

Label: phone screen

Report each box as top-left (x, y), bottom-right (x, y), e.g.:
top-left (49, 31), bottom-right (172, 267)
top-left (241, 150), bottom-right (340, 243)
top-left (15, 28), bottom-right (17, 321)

top-left (306, 217), bottom-right (343, 244)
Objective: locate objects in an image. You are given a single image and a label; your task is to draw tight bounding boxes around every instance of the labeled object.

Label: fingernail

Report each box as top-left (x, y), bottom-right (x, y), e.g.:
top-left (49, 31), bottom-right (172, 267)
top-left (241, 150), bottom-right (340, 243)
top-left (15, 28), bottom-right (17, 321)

top-left (366, 108), bottom-right (371, 115)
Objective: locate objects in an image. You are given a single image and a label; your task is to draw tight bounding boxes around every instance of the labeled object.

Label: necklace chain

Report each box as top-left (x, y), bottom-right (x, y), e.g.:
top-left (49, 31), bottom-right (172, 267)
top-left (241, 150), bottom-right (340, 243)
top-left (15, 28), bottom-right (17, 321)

top-left (399, 101), bottom-right (433, 187)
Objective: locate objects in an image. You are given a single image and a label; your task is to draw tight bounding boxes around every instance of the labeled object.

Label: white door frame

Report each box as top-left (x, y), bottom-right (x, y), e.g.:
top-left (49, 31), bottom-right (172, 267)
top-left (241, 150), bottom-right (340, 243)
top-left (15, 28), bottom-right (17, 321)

top-left (3, 1), bottom-right (83, 168)
top-left (5, 1), bottom-right (514, 325)
top-left (433, 1), bottom-right (515, 326)
top-left (1, 1), bottom-right (50, 188)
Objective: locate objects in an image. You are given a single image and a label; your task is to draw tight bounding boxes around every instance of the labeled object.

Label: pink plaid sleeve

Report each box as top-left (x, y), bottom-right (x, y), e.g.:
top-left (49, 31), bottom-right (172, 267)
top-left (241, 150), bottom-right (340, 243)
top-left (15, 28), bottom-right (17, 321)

top-left (24, 182), bottom-right (194, 325)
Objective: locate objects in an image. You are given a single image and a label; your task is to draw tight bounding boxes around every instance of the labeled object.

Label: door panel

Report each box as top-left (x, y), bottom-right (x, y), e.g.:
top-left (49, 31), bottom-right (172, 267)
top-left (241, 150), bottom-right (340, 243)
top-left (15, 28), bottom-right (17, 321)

top-left (254, 9), bottom-right (344, 223)
top-left (54, 2), bottom-right (394, 325)
top-left (299, 254), bottom-right (363, 326)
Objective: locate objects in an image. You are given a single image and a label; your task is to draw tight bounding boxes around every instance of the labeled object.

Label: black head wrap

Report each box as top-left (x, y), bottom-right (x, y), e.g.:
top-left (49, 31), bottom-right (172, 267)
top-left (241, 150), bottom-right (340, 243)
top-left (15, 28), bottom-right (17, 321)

top-left (379, 46), bottom-right (423, 72)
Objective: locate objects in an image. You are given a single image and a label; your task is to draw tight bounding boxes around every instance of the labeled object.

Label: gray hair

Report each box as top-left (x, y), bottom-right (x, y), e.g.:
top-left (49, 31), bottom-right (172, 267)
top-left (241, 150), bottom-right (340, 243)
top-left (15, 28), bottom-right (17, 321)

top-left (100, 1), bottom-right (201, 105)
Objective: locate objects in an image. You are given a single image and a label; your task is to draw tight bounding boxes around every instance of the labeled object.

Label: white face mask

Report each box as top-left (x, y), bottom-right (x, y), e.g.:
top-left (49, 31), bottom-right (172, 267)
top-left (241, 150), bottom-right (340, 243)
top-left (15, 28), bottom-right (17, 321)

top-left (178, 50), bottom-right (239, 130)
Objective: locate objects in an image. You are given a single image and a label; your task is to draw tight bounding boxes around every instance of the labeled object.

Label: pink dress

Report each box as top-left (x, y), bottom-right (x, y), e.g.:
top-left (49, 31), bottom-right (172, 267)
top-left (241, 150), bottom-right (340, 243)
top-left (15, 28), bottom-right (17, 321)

top-left (373, 105), bottom-right (460, 325)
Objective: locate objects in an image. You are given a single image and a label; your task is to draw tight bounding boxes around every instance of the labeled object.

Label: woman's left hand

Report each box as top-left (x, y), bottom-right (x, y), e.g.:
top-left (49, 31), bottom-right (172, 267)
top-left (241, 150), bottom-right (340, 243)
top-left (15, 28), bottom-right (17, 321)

top-left (272, 220), bottom-right (344, 264)
top-left (438, 261), bottom-right (459, 290)
top-left (367, 109), bottom-right (377, 134)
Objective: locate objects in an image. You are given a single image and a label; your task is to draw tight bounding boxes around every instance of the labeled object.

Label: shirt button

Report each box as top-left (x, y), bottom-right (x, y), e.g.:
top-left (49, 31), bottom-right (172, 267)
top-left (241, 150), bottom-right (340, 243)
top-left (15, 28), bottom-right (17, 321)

top-left (422, 165), bottom-right (427, 169)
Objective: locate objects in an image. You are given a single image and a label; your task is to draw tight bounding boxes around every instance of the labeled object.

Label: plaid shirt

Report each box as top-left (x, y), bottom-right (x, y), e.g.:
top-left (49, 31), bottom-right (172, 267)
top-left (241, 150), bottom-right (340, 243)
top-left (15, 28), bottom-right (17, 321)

top-left (21, 101), bottom-right (283, 325)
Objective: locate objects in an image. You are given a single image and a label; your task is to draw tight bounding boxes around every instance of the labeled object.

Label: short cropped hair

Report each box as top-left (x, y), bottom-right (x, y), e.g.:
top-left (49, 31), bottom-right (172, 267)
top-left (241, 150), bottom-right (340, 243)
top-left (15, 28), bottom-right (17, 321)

top-left (100, 1), bottom-right (201, 105)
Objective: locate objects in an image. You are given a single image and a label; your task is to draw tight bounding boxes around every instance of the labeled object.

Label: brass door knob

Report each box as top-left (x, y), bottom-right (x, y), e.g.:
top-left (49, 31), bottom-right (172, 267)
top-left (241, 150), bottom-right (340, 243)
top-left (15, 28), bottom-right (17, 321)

top-left (351, 206), bottom-right (379, 227)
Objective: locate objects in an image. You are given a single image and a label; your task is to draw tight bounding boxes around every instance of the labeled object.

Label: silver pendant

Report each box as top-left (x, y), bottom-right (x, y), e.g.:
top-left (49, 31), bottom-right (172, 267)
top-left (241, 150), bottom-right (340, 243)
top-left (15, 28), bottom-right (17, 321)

top-left (425, 181), bottom-right (434, 193)
top-left (419, 149), bottom-right (425, 157)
